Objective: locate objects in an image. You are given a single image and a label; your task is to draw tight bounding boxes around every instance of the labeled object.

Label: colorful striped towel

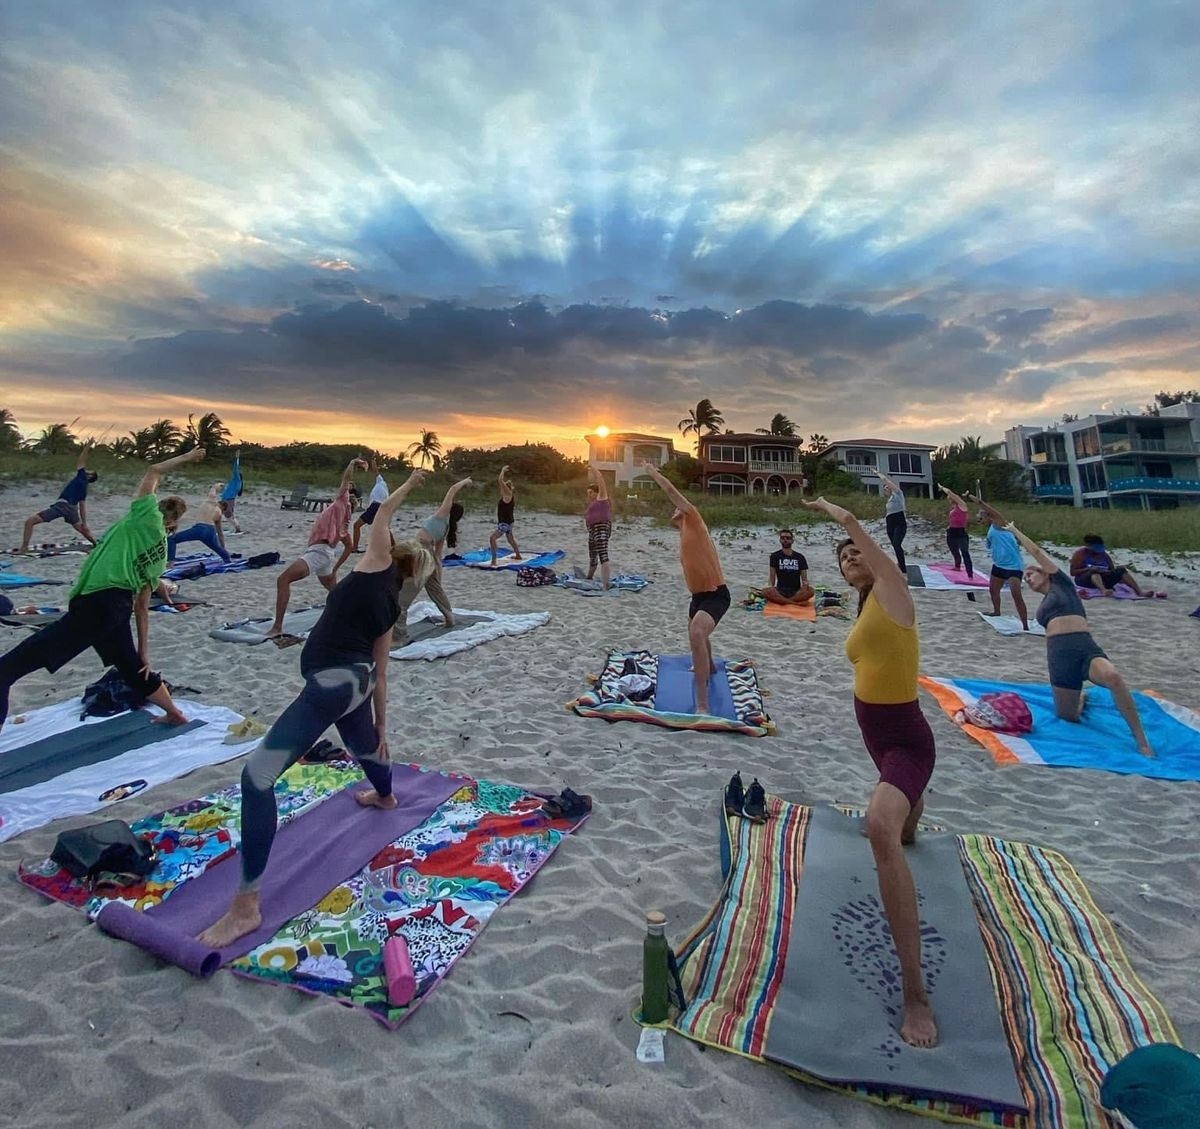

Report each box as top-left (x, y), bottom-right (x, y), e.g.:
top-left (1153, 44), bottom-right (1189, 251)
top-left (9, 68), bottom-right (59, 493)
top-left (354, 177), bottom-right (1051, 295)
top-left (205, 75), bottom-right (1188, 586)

top-left (672, 795), bottom-right (1178, 1126)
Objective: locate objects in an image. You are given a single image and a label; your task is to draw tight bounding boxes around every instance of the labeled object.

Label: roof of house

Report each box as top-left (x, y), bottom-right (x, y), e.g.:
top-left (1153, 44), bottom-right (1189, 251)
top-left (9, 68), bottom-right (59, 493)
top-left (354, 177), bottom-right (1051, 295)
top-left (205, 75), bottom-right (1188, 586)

top-left (585, 432), bottom-right (675, 445)
top-left (820, 438), bottom-right (938, 452)
top-left (698, 432), bottom-right (804, 445)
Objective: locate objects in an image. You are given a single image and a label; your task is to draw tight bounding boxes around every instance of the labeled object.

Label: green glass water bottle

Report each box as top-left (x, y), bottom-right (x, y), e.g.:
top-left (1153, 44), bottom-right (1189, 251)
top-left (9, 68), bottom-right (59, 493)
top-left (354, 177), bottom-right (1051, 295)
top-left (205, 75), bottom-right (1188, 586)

top-left (641, 910), bottom-right (670, 1024)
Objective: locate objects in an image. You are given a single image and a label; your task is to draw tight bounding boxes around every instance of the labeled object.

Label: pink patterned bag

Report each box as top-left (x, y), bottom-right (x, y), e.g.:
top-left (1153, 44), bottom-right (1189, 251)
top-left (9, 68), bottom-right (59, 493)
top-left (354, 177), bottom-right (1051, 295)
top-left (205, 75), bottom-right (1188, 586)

top-left (955, 691), bottom-right (1034, 734)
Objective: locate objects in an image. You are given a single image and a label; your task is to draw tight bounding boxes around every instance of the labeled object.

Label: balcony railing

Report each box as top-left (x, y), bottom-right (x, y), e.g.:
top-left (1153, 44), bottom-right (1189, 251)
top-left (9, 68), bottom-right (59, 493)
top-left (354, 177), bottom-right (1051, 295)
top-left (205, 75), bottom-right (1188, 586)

top-left (1034, 483), bottom-right (1074, 497)
top-left (1108, 477), bottom-right (1200, 493)
top-left (1101, 438), bottom-right (1196, 455)
top-left (747, 459), bottom-right (804, 473)
top-left (1030, 451), bottom-right (1068, 464)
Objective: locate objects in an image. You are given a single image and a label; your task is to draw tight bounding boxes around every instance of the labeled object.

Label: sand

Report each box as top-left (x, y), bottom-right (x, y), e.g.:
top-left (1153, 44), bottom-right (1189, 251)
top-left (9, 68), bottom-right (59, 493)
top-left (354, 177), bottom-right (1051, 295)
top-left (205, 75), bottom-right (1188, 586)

top-left (0, 482), bottom-right (1197, 1129)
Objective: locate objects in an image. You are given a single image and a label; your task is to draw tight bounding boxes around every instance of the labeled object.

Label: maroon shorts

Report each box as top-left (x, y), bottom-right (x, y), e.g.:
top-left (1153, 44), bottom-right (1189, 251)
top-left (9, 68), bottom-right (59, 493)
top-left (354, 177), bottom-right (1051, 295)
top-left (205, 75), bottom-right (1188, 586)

top-left (853, 696), bottom-right (936, 809)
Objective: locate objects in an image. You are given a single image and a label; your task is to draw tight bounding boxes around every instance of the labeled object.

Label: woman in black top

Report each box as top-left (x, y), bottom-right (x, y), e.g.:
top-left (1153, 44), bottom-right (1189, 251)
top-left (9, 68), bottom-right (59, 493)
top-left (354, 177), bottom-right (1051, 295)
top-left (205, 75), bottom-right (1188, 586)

top-left (1008, 523), bottom-right (1153, 758)
top-left (488, 464), bottom-right (523, 566)
top-left (199, 470), bottom-right (427, 948)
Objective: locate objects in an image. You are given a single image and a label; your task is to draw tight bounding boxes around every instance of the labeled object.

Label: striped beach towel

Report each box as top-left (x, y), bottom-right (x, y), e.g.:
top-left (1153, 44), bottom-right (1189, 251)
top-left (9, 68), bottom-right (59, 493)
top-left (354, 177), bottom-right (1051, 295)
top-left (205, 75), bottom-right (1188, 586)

top-left (673, 796), bottom-right (1177, 1126)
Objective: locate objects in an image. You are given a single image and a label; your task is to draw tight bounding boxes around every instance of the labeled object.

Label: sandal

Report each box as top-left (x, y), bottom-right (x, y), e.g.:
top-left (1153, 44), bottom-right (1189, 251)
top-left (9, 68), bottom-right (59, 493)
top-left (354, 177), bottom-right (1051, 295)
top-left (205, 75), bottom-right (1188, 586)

top-left (541, 788), bottom-right (593, 820)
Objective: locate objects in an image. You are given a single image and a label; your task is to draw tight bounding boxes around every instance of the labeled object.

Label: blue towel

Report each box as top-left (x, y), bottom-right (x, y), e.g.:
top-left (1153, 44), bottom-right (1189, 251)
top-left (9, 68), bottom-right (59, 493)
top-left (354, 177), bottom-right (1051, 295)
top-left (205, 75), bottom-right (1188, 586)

top-left (162, 554), bottom-right (248, 580)
top-left (0, 574), bottom-right (61, 588)
top-left (442, 547), bottom-right (513, 568)
top-left (655, 655), bottom-right (737, 719)
top-left (466, 549), bottom-right (566, 572)
top-left (941, 677), bottom-right (1200, 781)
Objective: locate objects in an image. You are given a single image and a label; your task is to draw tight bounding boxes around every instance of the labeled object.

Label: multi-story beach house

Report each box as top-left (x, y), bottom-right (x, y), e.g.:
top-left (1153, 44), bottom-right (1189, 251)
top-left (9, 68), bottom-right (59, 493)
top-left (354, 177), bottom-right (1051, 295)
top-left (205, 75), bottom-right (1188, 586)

top-left (817, 438), bottom-right (937, 498)
top-left (585, 431), bottom-right (675, 487)
top-left (697, 432), bottom-right (807, 495)
top-left (1005, 405), bottom-right (1200, 509)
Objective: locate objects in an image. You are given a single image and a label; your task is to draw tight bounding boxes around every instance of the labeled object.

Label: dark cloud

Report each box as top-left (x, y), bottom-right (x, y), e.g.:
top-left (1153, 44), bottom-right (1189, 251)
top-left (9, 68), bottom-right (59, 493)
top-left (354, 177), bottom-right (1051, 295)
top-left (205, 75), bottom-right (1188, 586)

top-left (1004, 368), bottom-right (1060, 400)
top-left (312, 277), bottom-right (357, 296)
top-left (980, 307), bottom-right (1056, 340)
top-left (1044, 312), bottom-right (1194, 360)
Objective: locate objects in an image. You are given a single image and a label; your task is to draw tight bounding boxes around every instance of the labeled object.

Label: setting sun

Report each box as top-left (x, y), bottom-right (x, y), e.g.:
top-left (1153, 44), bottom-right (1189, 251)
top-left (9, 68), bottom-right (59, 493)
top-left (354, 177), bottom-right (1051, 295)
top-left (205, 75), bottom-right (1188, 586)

top-left (595, 425), bottom-right (609, 437)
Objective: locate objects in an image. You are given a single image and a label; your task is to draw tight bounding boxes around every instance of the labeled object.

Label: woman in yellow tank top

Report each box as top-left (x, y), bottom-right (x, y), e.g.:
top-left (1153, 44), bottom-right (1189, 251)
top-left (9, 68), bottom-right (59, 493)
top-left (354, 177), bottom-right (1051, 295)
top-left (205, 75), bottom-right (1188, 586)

top-left (801, 496), bottom-right (939, 1050)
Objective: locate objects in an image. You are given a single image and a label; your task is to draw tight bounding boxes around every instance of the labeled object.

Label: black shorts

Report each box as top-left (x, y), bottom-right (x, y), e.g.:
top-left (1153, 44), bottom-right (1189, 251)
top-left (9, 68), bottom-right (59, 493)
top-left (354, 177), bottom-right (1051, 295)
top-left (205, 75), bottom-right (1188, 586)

top-left (991, 566), bottom-right (1023, 581)
top-left (688, 585), bottom-right (731, 625)
top-left (1046, 631), bottom-right (1108, 692)
top-left (360, 501), bottom-right (382, 526)
top-left (1077, 567), bottom-right (1127, 589)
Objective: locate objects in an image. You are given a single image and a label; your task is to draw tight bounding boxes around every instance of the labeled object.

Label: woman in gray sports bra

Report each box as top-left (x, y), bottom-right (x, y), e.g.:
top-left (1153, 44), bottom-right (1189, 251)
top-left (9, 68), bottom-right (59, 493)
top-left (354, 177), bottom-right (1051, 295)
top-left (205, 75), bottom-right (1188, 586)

top-left (1007, 523), bottom-right (1154, 757)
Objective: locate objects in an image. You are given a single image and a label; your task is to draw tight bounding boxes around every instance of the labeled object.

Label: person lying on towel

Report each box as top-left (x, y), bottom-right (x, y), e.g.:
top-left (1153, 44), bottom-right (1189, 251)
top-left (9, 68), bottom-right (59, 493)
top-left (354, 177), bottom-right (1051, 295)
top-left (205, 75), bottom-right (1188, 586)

top-left (0, 447), bottom-right (208, 729)
top-left (1069, 535), bottom-right (1159, 598)
top-left (751, 529), bottom-right (814, 606)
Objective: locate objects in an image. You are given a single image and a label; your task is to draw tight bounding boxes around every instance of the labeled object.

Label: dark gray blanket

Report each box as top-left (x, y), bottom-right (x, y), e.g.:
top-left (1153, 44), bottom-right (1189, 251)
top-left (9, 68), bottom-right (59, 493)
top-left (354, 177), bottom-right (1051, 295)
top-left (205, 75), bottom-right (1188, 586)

top-left (765, 806), bottom-right (1026, 1112)
top-left (401, 613), bottom-right (489, 644)
top-left (0, 711), bottom-right (206, 795)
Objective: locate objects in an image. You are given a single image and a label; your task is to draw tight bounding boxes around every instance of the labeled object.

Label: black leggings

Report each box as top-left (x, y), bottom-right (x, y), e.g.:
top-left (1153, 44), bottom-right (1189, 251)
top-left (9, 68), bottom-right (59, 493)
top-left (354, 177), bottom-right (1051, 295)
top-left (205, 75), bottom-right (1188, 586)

top-left (946, 528), bottom-right (973, 576)
top-left (0, 588), bottom-right (162, 728)
top-left (885, 512), bottom-right (907, 572)
top-left (238, 663), bottom-right (391, 890)
top-left (588, 521), bottom-right (612, 567)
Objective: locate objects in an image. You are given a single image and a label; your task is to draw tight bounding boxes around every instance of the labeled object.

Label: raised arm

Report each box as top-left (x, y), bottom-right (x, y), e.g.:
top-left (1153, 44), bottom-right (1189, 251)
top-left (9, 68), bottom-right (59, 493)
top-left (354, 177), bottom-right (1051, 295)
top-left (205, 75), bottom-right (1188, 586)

top-left (76, 439), bottom-right (94, 470)
top-left (135, 447), bottom-right (206, 497)
top-left (437, 477), bottom-right (473, 514)
top-left (939, 483), bottom-right (968, 511)
top-left (875, 468), bottom-right (900, 493)
top-left (338, 457), bottom-right (366, 493)
top-left (642, 460), bottom-right (693, 513)
top-left (1007, 524), bottom-right (1059, 574)
top-left (966, 492), bottom-right (1009, 527)
top-left (800, 497), bottom-right (912, 622)
top-left (360, 470), bottom-right (426, 570)
top-left (587, 465), bottom-right (608, 500)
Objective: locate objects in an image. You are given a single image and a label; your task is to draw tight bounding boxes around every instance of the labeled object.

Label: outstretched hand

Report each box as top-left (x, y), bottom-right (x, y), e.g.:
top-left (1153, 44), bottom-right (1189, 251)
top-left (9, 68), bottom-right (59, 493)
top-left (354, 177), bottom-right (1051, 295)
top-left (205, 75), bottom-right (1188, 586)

top-left (187, 447), bottom-right (206, 462)
top-left (800, 496), bottom-right (852, 522)
top-left (407, 469), bottom-right (426, 486)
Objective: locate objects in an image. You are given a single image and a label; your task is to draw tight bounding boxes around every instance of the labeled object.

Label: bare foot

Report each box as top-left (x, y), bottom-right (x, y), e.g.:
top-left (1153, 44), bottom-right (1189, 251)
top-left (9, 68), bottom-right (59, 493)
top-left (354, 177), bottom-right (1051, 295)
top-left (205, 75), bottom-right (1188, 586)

top-left (198, 894), bottom-right (262, 948)
top-left (153, 711), bottom-right (189, 726)
top-left (901, 828), bottom-right (918, 846)
top-left (900, 999), bottom-right (939, 1048)
top-left (262, 626), bottom-right (283, 639)
top-left (355, 789), bottom-right (398, 810)
top-left (1138, 744), bottom-right (1156, 758)
top-left (512, 554), bottom-right (524, 560)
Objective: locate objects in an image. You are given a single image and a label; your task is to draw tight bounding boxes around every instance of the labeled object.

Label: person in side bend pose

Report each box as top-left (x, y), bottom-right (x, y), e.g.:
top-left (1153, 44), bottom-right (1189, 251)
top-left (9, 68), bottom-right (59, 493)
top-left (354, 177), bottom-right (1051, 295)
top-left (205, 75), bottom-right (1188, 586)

top-left (0, 448), bottom-right (207, 727)
top-left (198, 473), bottom-right (429, 948)
top-left (1005, 522), bottom-right (1155, 757)
top-left (642, 460), bottom-right (729, 715)
top-left (488, 465), bottom-right (522, 566)
top-left (1070, 534), bottom-right (1160, 598)
top-left (349, 459), bottom-right (390, 555)
top-left (167, 482), bottom-right (231, 563)
top-left (752, 528), bottom-right (814, 605)
top-left (411, 476), bottom-right (472, 627)
top-left (800, 494), bottom-right (938, 1048)
top-left (968, 495), bottom-right (1031, 631)
top-left (875, 469), bottom-right (908, 572)
top-left (219, 449), bottom-right (243, 534)
top-left (265, 458), bottom-right (365, 637)
top-left (19, 440), bottom-right (99, 551)
top-left (938, 484), bottom-right (974, 578)
top-left (584, 467), bottom-right (612, 590)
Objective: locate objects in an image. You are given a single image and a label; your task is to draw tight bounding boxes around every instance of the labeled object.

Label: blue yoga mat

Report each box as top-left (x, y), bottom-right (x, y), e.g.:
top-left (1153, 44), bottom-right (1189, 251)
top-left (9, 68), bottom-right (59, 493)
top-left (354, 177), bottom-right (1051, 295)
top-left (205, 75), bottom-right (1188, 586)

top-left (443, 548), bottom-right (513, 568)
top-left (0, 574), bottom-right (61, 588)
top-left (655, 654), bottom-right (737, 718)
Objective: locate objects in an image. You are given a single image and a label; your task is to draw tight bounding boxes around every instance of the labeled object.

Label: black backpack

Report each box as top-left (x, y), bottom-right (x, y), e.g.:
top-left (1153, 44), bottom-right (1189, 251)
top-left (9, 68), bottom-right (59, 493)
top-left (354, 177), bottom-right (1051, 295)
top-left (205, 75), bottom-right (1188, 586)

top-left (81, 668), bottom-right (147, 719)
top-left (245, 551), bottom-right (281, 569)
top-left (51, 820), bottom-right (157, 884)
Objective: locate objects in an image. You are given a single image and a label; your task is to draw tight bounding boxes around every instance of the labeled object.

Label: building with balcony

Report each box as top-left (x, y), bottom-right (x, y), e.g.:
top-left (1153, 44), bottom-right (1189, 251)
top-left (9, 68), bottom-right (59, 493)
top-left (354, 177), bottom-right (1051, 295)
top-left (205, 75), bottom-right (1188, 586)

top-left (817, 439), bottom-right (937, 497)
top-left (585, 431), bottom-right (675, 487)
top-left (1005, 408), bottom-right (1200, 509)
top-left (697, 433), bottom-right (806, 495)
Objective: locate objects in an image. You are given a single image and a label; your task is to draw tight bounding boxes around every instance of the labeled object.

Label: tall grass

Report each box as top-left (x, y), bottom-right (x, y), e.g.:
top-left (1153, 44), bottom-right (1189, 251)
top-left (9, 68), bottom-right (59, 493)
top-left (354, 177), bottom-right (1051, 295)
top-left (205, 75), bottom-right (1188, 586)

top-left (2, 455), bottom-right (1197, 552)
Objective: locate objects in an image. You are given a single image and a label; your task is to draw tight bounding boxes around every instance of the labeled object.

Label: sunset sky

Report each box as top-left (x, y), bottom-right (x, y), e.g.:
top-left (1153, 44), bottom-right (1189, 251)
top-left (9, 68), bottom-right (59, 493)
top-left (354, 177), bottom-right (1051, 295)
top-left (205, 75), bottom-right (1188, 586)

top-left (2, 1), bottom-right (1198, 457)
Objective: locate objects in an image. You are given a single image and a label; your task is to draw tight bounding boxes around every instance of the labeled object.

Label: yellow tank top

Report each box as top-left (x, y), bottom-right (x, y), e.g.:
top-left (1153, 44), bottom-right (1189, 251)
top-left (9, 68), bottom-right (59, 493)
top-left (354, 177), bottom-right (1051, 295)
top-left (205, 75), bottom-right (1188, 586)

top-left (845, 589), bottom-right (919, 704)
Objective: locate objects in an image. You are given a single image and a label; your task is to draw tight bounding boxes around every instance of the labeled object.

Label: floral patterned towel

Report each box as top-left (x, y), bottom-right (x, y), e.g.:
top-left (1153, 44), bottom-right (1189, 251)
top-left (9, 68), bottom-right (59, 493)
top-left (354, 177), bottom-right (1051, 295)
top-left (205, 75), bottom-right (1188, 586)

top-left (19, 760), bottom-right (587, 1027)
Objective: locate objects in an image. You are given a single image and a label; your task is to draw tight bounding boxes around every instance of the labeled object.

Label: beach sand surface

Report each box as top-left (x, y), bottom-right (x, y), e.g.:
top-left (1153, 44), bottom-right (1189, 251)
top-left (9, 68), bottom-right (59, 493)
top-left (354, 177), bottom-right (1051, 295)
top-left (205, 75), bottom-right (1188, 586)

top-left (1, 482), bottom-right (1197, 1128)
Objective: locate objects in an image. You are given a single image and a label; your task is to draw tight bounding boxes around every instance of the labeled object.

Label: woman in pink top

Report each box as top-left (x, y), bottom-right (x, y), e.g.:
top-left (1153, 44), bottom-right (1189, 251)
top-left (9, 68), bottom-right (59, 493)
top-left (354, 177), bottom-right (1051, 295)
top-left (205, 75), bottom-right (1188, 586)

top-left (939, 484), bottom-right (973, 579)
top-left (266, 458), bottom-right (366, 637)
top-left (584, 467), bottom-right (613, 590)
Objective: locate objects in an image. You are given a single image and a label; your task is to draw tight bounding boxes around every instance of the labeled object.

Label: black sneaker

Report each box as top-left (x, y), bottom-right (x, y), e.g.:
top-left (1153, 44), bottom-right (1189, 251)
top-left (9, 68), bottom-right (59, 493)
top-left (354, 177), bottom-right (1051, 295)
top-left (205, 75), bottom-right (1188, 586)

top-left (743, 778), bottom-right (768, 824)
top-left (724, 771), bottom-right (745, 817)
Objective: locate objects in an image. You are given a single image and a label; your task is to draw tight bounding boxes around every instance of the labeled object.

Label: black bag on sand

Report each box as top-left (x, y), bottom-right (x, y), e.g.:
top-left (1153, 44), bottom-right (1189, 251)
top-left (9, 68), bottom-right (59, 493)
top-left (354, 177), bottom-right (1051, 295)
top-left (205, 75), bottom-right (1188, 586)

top-left (81, 668), bottom-right (147, 719)
top-left (51, 820), bottom-right (157, 883)
top-left (245, 551), bottom-right (281, 569)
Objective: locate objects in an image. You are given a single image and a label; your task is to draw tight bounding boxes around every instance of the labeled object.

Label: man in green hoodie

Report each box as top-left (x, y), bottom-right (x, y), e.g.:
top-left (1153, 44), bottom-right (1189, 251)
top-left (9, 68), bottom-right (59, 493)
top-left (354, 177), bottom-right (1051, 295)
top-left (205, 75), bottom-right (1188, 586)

top-left (0, 446), bottom-right (207, 727)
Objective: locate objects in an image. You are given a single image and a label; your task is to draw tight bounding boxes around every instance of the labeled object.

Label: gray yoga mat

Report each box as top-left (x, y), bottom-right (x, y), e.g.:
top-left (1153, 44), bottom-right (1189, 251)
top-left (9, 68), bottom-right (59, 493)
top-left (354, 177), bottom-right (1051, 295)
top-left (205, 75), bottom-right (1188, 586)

top-left (0, 711), bottom-right (207, 795)
top-left (209, 606), bottom-right (326, 643)
top-left (401, 613), bottom-right (488, 645)
top-left (765, 805), bottom-right (1026, 1112)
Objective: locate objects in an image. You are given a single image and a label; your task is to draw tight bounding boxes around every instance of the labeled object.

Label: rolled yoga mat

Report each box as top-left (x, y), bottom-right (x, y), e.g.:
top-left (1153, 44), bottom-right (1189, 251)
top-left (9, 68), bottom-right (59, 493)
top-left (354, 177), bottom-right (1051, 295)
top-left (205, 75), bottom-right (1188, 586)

top-left (765, 805), bottom-right (1027, 1112)
top-left (95, 764), bottom-right (461, 976)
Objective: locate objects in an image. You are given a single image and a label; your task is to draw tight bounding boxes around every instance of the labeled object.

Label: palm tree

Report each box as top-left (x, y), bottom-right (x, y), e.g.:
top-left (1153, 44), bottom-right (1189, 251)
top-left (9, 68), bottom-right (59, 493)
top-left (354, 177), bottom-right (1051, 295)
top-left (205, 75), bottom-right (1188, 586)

top-left (956, 435), bottom-right (1003, 462)
top-left (677, 398), bottom-right (725, 440)
top-left (755, 413), bottom-right (797, 437)
top-left (182, 412), bottom-right (232, 452)
top-left (0, 409), bottom-right (22, 451)
top-left (26, 422), bottom-right (79, 455)
top-left (108, 436), bottom-right (136, 459)
top-left (142, 419), bottom-right (183, 459)
top-left (406, 428), bottom-right (443, 468)
top-left (806, 433), bottom-right (830, 454)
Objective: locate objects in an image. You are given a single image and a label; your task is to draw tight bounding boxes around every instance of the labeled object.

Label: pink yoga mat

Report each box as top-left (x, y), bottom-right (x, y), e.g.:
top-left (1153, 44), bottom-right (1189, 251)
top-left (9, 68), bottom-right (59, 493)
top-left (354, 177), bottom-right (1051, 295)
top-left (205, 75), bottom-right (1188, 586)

top-left (928, 563), bottom-right (990, 587)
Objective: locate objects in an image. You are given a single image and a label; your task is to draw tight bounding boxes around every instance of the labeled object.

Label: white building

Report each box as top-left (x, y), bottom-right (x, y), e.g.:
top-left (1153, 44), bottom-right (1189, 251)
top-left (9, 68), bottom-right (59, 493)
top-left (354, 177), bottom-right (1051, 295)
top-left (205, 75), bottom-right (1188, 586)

top-left (585, 431), bottom-right (675, 487)
top-left (818, 438), bottom-right (937, 497)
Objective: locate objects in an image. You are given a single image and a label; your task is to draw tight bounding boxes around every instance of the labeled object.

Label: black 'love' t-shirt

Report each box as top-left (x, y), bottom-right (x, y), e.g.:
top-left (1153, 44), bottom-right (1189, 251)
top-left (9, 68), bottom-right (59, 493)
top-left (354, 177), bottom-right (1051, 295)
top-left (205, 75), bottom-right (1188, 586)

top-left (770, 550), bottom-right (808, 596)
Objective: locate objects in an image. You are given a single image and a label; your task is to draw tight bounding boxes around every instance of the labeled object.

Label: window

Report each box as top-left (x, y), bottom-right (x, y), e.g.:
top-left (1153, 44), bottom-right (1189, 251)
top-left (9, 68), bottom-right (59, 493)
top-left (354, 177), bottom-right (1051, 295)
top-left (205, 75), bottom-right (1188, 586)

top-left (750, 447), bottom-right (791, 463)
top-left (591, 444), bottom-right (622, 463)
top-left (1073, 428), bottom-right (1100, 459)
top-left (1078, 462), bottom-right (1107, 493)
top-left (844, 450), bottom-right (876, 467)
top-left (632, 444), bottom-right (665, 464)
top-left (888, 452), bottom-right (922, 474)
top-left (706, 445), bottom-right (747, 464)
top-left (706, 474), bottom-right (746, 495)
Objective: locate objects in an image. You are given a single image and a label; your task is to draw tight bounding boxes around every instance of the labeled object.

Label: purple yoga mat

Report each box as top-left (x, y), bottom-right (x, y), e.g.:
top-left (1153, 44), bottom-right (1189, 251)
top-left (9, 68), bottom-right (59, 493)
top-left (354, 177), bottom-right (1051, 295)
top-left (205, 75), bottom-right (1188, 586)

top-left (95, 764), bottom-right (461, 976)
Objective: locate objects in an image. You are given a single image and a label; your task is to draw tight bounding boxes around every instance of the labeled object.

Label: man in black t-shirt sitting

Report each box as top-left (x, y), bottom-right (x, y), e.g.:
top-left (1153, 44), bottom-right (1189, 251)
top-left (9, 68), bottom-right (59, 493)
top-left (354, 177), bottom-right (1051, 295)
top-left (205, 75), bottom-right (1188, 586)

top-left (753, 529), bottom-right (814, 605)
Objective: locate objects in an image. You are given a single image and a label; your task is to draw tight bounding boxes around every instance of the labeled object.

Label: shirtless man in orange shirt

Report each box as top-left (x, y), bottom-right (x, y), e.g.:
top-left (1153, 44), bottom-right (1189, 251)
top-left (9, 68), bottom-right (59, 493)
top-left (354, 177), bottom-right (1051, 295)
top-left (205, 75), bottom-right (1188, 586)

top-left (642, 461), bottom-right (730, 715)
